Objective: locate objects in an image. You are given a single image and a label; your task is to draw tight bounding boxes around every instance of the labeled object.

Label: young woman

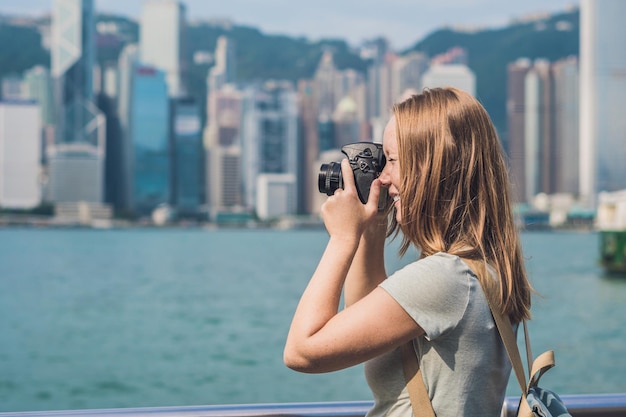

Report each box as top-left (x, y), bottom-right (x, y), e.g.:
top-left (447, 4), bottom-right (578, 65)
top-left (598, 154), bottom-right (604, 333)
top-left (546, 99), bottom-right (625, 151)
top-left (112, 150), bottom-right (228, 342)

top-left (284, 87), bottom-right (532, 417)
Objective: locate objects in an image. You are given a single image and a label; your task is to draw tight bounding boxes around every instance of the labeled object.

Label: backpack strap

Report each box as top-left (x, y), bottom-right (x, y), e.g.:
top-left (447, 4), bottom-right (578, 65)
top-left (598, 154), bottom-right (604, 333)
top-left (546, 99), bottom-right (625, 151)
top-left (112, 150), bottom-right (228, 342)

top-left (466, 259), bottom-right (555, 417)
top-left (401, 341), bottom-right (435, 417)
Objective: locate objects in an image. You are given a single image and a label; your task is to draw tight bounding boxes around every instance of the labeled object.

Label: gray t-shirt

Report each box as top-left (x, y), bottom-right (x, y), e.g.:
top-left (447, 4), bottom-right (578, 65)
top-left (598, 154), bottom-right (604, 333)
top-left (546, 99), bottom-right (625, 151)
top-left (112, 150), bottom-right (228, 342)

top-left (364, 252), bottom-right (512, 417)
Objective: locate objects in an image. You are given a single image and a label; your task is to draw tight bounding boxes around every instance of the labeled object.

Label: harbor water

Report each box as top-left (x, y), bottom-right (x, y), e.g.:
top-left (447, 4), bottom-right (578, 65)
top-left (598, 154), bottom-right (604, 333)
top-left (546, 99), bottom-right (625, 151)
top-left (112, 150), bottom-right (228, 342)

top-left (0, 228), bottom-right (625, 413)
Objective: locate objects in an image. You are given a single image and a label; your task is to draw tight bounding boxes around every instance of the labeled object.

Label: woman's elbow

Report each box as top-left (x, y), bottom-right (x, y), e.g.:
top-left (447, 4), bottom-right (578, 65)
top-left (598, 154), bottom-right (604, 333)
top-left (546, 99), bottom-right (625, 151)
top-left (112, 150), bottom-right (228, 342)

top-left (283, 348), bottom-right (309, 372)
top-left (283, 345), bottom-right (319, 373)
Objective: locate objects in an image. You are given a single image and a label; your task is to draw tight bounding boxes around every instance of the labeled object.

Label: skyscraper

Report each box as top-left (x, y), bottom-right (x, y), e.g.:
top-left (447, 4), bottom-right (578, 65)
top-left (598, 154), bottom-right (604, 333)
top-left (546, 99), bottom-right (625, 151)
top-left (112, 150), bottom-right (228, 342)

top-left (240, 81), bottom-right (298, 216)
top-left (296, 79), bottom-right (319, 214)
top-left (332, 96), bottom-right (360, 148)
top-left (507, 58), bottom-right (532, 204)
top-left (314, 50), bottom-right (337, 121)
top-left (24, 66), bottom-right (55, 127)
top-left (50, 0), bottom-right (106, 203)
top-left (23, 66), bottom-right (56, 167)
top-left (116, 43), bottom-right (140, 211)
top-left (421, 64), bottom-right (476, 97)
top-left (552, 56), bottom-right (579, 195)
top-left (204, 36), bottom-right (242, 219)
top-left (204, 86), bottom-right (243, 216)
top-left (391, 51), bottom-right (428, 102)
top-left (170, 97), bottom-right (202, 215)
top-left (210, 36), bottom-right (236, 91)
top-left (364, 37), bottom-right (390, 123)
top-left (524, 59), bottom-right (554, 201)
top-left (52, 0), bottom-right (96, 144)
top-left (128, 66), bottom-right (170, 214)
top-left (507, 57), bottom-right (580, 206)
top-left (140, 0), bottom-right (187, 98)
top-left (580, 0), bottom-right (626, 206)
top-left (0, 101), bottom-right (42, 209)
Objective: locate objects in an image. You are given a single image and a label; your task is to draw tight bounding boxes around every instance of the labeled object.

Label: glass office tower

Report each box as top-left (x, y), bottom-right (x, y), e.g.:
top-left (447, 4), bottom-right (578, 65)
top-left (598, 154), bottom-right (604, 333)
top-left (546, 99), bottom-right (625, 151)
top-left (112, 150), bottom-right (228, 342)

top-left (50, 0), bottom-right (105, 203)
top-left (171, 98), bottom-right (202, 215)
top-left (129, 66), bottom-right (170, 215)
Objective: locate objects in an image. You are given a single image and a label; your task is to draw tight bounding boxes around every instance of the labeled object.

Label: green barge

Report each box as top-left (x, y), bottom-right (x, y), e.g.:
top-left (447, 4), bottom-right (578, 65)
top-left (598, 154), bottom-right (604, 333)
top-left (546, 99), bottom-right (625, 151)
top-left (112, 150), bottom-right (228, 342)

top-left (599, 230), bottom-right (626, 273)
top-left (597, 190), bottom-right (626, 274)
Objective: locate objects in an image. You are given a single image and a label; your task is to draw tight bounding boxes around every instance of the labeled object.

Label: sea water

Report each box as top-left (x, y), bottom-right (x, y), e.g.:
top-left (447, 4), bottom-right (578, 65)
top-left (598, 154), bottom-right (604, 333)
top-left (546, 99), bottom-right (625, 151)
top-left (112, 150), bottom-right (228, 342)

top-left (0, 228), bottom-right (624, 412)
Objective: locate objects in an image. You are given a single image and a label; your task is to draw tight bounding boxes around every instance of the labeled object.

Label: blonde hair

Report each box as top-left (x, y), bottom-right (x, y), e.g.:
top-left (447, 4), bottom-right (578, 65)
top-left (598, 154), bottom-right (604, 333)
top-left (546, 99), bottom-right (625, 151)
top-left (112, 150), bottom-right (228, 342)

top-left (391, 87), bottom-right (531, 323)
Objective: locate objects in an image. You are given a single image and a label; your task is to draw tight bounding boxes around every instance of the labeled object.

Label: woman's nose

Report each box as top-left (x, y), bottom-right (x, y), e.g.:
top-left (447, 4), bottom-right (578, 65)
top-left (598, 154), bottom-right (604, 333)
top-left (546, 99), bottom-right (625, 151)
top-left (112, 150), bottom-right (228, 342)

top-left (378, 166), bottom-right (391, 185)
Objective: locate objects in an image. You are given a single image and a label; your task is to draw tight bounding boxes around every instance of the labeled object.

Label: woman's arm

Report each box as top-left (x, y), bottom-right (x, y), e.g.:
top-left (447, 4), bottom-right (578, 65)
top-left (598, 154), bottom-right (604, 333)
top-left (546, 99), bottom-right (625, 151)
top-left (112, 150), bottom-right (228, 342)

top-left (284, 280), bottom-right (423, 373)
top-left (284, 160), bottom-right (423, 373)
top-left (343, 217), bottom-right (387, 307)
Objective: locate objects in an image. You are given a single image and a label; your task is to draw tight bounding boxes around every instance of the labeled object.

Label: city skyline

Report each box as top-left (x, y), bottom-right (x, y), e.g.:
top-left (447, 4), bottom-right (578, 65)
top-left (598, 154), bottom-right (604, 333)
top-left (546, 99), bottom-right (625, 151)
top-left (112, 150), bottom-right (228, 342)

top-left (0, 0), bottom-right (577, 50)
top-left (4, 0), bottom-right (622, 227)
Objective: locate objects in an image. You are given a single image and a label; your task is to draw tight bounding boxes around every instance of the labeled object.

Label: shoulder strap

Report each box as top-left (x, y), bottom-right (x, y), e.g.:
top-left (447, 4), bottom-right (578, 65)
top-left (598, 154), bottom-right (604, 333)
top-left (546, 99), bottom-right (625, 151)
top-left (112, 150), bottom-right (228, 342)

top-left (469, 259), bottom-right (556, 417)
top-left (401, 341), bottom-right (435, 417)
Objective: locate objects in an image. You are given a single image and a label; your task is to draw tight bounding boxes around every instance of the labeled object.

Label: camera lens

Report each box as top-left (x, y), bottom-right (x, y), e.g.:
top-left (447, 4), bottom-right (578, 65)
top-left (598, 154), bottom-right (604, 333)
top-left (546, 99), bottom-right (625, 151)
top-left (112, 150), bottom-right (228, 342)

top-left (318, 162), bottom-right (343, 196)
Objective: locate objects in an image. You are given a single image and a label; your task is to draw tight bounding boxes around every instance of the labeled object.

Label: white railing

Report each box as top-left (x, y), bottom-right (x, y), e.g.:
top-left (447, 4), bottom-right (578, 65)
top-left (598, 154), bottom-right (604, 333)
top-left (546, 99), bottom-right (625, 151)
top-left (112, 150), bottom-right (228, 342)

top-left (2, 395), bottom-right (626, 417)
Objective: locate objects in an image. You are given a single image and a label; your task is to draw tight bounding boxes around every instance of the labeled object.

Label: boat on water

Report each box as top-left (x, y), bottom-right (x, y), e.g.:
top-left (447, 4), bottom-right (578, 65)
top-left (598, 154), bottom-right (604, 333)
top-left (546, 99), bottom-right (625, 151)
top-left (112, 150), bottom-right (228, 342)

top-left (596, 190), bottom-right (626, 273)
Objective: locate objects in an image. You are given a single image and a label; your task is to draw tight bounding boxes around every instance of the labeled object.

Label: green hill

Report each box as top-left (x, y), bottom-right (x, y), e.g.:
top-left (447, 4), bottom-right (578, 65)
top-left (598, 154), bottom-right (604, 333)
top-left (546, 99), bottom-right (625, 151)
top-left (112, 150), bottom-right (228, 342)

top-left (407, 9), bottom-right (579, 136)
top-left (0, 8), bottom-right (579, 138)
top-left (0, 21), bottom-right (49, 81)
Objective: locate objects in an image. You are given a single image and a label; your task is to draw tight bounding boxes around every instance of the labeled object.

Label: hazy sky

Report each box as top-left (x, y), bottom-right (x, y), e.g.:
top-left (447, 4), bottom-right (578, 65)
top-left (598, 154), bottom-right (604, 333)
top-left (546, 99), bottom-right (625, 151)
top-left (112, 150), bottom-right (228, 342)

top-left (0, 0), bottom-right (578, 50)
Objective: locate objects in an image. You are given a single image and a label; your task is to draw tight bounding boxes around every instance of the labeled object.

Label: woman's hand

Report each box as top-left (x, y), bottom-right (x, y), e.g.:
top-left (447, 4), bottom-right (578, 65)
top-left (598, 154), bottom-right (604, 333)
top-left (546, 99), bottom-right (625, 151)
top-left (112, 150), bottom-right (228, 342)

top-left (320, 158), bottom-right (383, 239)
top-left (284, 158), bottom-right (422, 374)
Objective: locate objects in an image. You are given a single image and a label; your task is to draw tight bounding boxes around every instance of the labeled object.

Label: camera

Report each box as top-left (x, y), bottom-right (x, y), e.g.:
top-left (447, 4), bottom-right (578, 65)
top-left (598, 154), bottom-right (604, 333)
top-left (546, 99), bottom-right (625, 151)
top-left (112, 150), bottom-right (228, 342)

top-left (318, 142), bottom-right (386, 204)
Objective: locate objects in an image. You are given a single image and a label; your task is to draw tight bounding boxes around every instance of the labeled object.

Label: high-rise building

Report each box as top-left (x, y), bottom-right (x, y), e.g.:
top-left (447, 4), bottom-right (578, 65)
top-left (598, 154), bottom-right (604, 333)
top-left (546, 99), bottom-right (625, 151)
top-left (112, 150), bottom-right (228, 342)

top-left (507, 57), bottom-right (581, 206)
top-left (170, 97), bottom-right (202, 215)
top-left (1, 76), bottom-right (26, 101)
top-left (504, 58), bottom-right (531, 203)
top-left (23, 66), bottom-right (55, 127)
top-left (524, 59), bottom-right (554, 201)
top-left (204, 86), bottom-right (243, 216)
top-left (314, 50), bottom-right (338, 120)
top-left (332, 96), bottom-right (360, 148)
top-left (22, 66), bottom-right (56, 168)
top-left (47, 143), bottom-right (104, 203)
top-left (314, 51), bottom-right (339, 153)
top-left (256, 174), bottom-right (297, 221)
top-left (333, 69), bottom-right (369, 142)
top-left (421, 64), bottom-right (476, 97)
top-left (580, 0), bottom-right (626, 206)
top-left (52, 0), bottom-right (96, 144)
top-left (297, 79), bottom-right (319, 214)
top-left (507, 58), bottom-right (532, 204)
top-left (128, 65), bottom-right (170, 214)
top-left (0, 101), bottom-right (42, 209)
top-left (209, 36), bottom-right (236, 91)
top-left (364, 37), bottom-right (390, 123)
top-left (240, 81), bottom-right (298, 216)
top-left (312, 53), bottom-right (368, 151)
top-left (203, 36), bottom-right (241, 219)
top-left (391, 51), bottom-right (428, 103)
top-left (96, 65), bottom-right (125, 212)
top-left (140, 0), bottom-right (186, 98)
top-left (116, 43), bottom-right (140, 211)
top-left (552, 56), bottom-right (579, 195)
top-left (50, 0), bottom-right (106, 203)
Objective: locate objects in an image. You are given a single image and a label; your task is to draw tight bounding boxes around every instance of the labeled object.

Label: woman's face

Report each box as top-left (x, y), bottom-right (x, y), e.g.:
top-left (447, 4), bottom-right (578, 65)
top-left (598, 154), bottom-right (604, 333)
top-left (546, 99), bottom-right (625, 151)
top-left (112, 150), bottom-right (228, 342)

top-left (380, 116), bottom-right (402, 222)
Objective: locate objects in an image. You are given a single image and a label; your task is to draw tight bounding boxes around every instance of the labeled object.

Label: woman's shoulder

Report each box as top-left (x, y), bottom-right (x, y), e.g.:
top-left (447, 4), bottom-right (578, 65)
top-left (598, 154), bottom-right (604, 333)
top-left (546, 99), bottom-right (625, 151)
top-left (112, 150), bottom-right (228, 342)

top-left (407, 252), bottom-right (469, 275)
top-left (389, 251), bottom-right (472, 292)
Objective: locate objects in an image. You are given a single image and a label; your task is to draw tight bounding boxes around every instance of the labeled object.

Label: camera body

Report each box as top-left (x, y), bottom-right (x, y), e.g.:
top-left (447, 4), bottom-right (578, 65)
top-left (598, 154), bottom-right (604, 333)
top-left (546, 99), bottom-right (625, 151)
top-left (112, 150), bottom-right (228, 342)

top-left (318, 142), bottom-right (386, 204)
